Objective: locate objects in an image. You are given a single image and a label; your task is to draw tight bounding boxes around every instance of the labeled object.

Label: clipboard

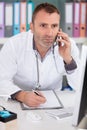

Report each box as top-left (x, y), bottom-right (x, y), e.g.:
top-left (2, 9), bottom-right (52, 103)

top-left (20, 90), bottom-right (63, 110)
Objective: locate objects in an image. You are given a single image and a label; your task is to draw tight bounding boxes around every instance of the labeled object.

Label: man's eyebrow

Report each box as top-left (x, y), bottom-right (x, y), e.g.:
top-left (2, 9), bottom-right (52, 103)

top-left (39, 23), bottom-right (59, 25)
top-left (52, 23), bottom-right (59, 25)
top-left (39, 22), bottom-right (48, 24)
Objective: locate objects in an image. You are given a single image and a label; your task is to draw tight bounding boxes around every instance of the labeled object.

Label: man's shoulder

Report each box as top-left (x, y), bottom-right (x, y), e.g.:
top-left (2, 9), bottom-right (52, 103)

top-left (9, 30), bottom-right (33, 41)
top-left (69, 37), bottom-right (77, 48)
top-left (4, 30), bottom-right (33, 51)
top-left (69, 37), bottom-right (75, 44)
top-left (6, 30), bottom-right (33, 46)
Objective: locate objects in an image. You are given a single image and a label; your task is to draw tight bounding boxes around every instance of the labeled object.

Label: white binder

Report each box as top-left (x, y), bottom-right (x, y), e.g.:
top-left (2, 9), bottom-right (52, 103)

top-left (5, 2), bottom-right (13, 37)
top-left (65, 2), bottom-right (73, 37)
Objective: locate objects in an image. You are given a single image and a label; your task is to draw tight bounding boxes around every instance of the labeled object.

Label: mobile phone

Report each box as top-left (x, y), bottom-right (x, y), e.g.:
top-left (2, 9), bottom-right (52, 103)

top-left (0, 110), bottom-right (17, 122)
top-left (56, 36), bottom-right (64, 47)
top-left (55, 28), bottom-right (64, 46)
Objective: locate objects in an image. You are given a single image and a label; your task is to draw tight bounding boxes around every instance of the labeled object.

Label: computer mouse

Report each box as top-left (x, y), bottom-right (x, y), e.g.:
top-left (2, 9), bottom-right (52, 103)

top-left (26, 111), bottom-right (42, 121)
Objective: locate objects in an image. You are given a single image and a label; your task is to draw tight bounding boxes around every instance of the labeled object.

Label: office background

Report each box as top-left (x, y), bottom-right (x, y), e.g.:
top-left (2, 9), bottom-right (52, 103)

top-left (0, 0), bottom-right (73, 33)
top-left (0, 0), bottom-right (87, 53)
top-left (0, 0), bottom-right (87, 38)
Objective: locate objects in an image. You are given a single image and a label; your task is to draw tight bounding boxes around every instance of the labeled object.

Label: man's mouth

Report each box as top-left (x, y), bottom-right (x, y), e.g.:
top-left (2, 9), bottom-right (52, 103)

top-left (45, 39), bottom-right (53, 43)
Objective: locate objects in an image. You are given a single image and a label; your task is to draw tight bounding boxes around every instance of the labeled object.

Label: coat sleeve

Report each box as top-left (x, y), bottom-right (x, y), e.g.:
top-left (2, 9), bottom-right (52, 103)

top-left (0, 39), bottom-right (21, 97)
top-left (65, 38), bottom-right (81, 91)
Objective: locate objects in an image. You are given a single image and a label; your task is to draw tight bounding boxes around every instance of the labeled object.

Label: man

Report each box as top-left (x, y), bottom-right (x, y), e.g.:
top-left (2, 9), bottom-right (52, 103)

top-left (0, 3), bottom-right (80, 107)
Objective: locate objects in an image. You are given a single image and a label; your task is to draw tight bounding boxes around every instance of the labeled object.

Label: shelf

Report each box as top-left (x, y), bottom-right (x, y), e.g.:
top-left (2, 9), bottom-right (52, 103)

top-left (73, 38), bottom-right (87, 45)
top-left (0, 38), bottom-right (9, 45)
top-left (0, 37), bottom-right (87, 45)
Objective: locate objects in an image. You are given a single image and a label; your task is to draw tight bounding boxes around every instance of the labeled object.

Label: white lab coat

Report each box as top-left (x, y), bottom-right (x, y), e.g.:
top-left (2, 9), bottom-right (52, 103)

top-left (0, 30), bottom-right (80, 96)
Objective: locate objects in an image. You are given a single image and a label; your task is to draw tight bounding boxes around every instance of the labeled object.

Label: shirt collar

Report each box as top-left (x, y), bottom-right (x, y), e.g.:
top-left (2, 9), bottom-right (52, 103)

top-left (33, 37), bottom-right (36, 50)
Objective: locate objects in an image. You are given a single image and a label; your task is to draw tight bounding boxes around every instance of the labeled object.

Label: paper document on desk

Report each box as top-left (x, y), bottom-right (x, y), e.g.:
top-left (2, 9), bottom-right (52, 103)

top-left (45, 107), bottom-right (73, 119)
top-left (0, 92), bottom-right (10, 101)
top-left (21, 90), bottom-right (63, 110)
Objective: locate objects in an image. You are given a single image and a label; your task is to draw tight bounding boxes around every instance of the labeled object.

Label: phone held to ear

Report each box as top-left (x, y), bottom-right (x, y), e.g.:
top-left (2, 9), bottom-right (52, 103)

top-left (55, 28), bottom-right (64, 47)
top-left (56, 36), bottom-right (64, 47)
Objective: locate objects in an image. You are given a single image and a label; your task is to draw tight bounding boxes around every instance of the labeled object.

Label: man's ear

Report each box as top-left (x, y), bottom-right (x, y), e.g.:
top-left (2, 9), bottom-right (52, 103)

top-left (30, 22), bottom-right (34, 33)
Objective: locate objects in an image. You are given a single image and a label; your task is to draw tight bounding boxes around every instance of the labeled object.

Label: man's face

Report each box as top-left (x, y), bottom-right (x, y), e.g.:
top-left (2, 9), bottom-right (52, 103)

top-left (30, 10), bottom-right (60, 49)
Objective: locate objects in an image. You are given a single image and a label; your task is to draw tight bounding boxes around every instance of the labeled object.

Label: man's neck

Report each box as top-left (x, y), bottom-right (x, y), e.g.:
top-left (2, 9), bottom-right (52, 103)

top-left (35, 43), bottom-right (50, 58)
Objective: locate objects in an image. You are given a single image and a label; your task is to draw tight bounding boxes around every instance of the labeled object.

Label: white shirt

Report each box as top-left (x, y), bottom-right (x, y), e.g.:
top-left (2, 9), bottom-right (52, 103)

top-left (0, 30), bottom-right (80, 96)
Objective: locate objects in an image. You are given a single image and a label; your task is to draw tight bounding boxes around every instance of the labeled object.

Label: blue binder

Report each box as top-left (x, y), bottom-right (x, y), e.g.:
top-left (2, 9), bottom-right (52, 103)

top-left (13, 1), bottom-right (20, 35)
top-left (26, 0), bottom-right (34, 31)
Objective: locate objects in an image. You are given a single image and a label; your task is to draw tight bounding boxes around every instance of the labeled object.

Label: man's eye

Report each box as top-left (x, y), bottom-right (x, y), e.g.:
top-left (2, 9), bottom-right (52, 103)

top-left (40, 24), bottom-right (47, 28)
top-left (52, 25), bottom-right (58, 28)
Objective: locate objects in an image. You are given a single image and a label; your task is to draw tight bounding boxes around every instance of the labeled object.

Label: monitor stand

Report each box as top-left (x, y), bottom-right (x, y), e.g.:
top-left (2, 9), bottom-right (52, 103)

top-left (78, 116), bottom-right (87, 129)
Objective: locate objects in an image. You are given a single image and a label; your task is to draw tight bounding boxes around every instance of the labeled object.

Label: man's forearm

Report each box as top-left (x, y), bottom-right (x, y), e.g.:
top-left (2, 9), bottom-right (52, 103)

top-left (64, 57), bottom-right (77, 71)
top-left (11, 90), bottom-right (26, 103)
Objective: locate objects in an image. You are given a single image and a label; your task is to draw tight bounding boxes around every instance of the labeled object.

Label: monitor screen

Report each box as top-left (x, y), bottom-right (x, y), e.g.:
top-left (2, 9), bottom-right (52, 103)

top-left (77, 60), bottom-right (87, 125)
top-left (72, 45), bottom-right (87, 128)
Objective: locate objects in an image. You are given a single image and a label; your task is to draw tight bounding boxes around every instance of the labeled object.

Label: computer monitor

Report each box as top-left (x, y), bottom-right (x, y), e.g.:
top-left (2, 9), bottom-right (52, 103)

top-left (72, 45), bottom-right (87, 129)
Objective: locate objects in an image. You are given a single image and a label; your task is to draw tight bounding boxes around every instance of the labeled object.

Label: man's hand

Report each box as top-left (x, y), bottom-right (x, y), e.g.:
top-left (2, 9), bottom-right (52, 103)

top-left (15, 90), bottom-right (46, 107)
top-left (57, 29), bottom-right (72, 64)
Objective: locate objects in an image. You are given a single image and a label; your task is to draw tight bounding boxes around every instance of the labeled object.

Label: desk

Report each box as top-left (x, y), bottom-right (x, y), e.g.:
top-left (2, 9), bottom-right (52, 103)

top-left (0, 91), bottom-right (80, 130)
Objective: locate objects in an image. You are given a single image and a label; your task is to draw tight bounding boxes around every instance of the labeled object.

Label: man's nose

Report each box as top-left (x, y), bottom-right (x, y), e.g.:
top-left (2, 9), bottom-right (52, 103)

top-left (46, 27), bottom-right (53, 36)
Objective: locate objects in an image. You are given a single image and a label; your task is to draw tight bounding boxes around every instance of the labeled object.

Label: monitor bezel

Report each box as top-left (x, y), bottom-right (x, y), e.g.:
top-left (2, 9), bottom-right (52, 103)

top-left (72, 45), bottom-right (87, 127)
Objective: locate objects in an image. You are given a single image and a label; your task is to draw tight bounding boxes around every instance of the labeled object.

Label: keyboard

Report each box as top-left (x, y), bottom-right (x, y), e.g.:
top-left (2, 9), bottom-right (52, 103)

top-left (45, 107), bottom-right (74, 119)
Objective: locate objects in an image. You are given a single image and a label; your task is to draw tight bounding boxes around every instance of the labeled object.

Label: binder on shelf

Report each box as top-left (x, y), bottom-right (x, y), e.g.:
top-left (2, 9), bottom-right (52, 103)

top-left (4, 2), bottom-right (13, 37)
top-left (73, 2), bottom-right (80, 37)
top-left (65, 2), bottom-right (73, 37)
top-left (80, 2), bottom-right (86, 37)
top-left (20, 2), bottom-right (26, 32)
top-left (0, 2), bottom-right (5, 37)
top-left (13, 1), bottom-right (20, 35)
top-left (26, 0), bottom-right (34, 31)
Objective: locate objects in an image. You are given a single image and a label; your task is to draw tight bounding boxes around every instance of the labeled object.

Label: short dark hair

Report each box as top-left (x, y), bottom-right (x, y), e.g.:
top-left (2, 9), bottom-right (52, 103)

top-left (32, 3), bottom-right (60, 23)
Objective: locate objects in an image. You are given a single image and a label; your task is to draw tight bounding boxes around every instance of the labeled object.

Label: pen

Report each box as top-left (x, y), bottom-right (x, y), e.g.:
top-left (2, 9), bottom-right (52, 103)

top-left (32, 89), bottom-right (41, 96)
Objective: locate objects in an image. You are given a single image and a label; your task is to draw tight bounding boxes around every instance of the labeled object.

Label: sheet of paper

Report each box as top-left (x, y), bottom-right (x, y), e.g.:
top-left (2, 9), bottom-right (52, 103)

top-left (0, 93), bottom-right (10, 101)
top-left (21, 90), bottom-right (63, 110)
